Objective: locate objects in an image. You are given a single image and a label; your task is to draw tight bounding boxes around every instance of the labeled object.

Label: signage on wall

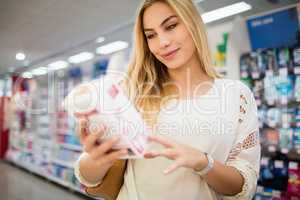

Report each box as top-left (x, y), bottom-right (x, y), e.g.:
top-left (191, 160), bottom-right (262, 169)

top-left (247, 7), bottom-right (300, 50)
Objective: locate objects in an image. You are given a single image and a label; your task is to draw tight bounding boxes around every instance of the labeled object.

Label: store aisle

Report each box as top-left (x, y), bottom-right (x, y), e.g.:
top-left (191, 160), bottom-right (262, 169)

top-left (0, 161), bottom-right (89, 200)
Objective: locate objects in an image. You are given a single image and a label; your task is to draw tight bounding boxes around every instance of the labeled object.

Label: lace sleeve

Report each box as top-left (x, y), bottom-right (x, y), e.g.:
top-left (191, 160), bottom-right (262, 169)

top-left (223, 81), bottom-right (261, 200)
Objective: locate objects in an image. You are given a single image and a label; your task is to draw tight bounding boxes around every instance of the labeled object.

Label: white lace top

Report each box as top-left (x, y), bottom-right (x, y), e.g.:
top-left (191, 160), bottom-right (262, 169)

top-left (74, 78), bottom-right (261, 200)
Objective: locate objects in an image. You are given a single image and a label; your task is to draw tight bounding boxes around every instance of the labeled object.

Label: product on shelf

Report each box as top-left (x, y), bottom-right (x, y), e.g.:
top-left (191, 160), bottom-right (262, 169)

top-left (286, 162), bottom-right (300, 198)
top-left (240, 46), bottom-right (300, 197)
top-left (279, 128), bottom-right (294, 150)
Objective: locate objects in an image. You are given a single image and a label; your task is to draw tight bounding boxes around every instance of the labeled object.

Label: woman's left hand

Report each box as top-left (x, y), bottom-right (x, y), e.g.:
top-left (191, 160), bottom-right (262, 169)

top-left (144, 135), bottom-right (208, 174)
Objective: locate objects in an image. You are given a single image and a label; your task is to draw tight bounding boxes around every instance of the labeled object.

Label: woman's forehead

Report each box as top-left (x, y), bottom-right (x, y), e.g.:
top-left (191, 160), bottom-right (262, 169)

top-left (143, 2), bottom-right (177, 29)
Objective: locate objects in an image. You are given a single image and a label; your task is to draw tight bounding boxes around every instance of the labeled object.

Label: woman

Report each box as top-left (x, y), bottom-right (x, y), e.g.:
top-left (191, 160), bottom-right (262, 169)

top-left (74, 0), bottom-right (261, 199)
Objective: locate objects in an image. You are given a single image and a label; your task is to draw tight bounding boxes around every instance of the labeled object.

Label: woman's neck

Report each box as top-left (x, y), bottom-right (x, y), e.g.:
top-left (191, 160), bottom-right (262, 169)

top-left (167, 56), bottom-right (214, 98)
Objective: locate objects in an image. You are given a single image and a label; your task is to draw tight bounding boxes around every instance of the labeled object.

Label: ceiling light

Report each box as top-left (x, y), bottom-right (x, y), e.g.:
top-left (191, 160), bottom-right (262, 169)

top-left (96, 41), bottom-right (129, 55)
top-left (31, 67), bottom-right (48, 76)
top-left (68, 52), bottom-right (95, 64)
top-left (16, 53), bottom-right (26, 61)
top-left (96, 37), bottom-right (105, 43)
top-left (22, 72), bottom-right (33, 79)
top-left (48, 61), bottom-right (69, 71)
top-left (201, 2), bottom-right (252, 24)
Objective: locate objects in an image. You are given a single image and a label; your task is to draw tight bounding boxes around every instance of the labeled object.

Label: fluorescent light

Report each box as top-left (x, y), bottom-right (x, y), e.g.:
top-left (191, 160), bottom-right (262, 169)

top-left (22, 72), bottom-right (33, 79)
top-left (31, 67), bottom-right (48, 76)
top-left (68, 52), bottom-right (95, 64)
top-left (96, 36), bottom-right (105, 43)
top-left (16, 53), bottom-right (26, 61)
top-left (194, 0), bottom-right (205, 3)
top-left (96, 41), bottom-right (129, 55)
top-left (201, 2), bottom-right (252, 24)
top-left (48, 61), bottom-right (69, 71)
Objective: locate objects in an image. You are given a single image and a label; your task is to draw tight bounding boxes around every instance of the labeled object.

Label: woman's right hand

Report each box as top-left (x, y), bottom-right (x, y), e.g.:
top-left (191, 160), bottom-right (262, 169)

top-left (76, 118), bottom-right (128, 168)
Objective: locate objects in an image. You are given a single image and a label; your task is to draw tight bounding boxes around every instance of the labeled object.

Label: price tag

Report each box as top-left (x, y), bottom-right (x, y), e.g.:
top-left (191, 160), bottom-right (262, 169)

top-left (269, 121), bottom-right (276, 128)
top-left (261, 157), bottom-right (269, 165)
top-left (241, 72), bottom-right (248, 78)
top-left (282, 123), bottom-right (290, 128)
top-left (289, 162), bottom-right (298, 169)
top-left (256, 99), bottom-right (262, 106)
top-left (279, 68), bottom-right (288, 76)
top-left (280, 97), bottom-right (288, 105)
top-left (257, 186), bottom-right (264, 193)
top-left (281, 148), bottom-right (289, 154)
top-left (294, 67), bottom-right (300, 74)
top-left (274, 160), bottom-right (284, 168)
top-left (266, 70), bottom-right (273, 76)
top-left (267, 100), bottom-right (275, 106)
top-left (252, 72), bottom-right (260, 79)
top-left (272, 190), bottom-right (281, 198)
top-left (268, 146), bottom-right (276, 152)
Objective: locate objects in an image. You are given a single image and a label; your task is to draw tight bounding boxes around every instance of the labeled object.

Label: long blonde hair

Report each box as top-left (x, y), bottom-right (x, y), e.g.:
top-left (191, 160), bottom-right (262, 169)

top-left (124, 0), bottom-right (219, 124)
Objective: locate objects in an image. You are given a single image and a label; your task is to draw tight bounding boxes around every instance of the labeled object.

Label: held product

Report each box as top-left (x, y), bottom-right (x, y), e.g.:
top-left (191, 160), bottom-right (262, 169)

top-left (63, 76), bottom-right (149, 158)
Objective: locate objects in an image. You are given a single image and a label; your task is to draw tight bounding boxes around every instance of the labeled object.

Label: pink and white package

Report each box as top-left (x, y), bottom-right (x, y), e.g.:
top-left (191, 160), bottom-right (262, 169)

top-left (63, 76), bottom-right (149, 158)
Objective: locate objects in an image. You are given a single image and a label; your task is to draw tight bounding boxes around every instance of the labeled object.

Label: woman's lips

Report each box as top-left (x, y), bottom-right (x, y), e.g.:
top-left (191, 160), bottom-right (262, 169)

top-left (161, 48), bottom-right (180, 60)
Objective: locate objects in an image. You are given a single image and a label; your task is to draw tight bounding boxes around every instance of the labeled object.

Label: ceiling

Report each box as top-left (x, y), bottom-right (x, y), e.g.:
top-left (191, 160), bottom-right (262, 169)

top-left (1, 0), bottom-right (300, 76)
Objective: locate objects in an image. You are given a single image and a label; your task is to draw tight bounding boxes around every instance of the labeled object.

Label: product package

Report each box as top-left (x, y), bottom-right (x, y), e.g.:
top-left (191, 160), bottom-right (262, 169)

top-left (264, 74), bottom-right (278, 105)
top-left (293, 47), bottom-right (300, 75)
top-left (294, 128), bottom-right (300, 150)
top-left (240, 53), bottom-right (251, 79)
top-left (286, 162), bottom-right (300, 198)
top-left (275, 75), bottom-right (294, 105)
top-left (63, 76), bottom-right (149, 158)
top-left (266, 108), bottom-right (281, 128)
top-left (279, 128), bottom-right (294, 150)
top-left (295, 76), bottom-right (300, 102)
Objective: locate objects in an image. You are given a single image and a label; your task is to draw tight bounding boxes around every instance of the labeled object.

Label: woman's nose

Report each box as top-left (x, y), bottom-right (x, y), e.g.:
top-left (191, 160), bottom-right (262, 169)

top-left (158, 35), bottom-right (171, 48)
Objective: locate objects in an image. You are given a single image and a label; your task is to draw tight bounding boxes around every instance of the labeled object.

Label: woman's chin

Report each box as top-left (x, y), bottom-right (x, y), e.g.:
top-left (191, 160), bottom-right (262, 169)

top-left (164, 61), bottom-right (185, 70)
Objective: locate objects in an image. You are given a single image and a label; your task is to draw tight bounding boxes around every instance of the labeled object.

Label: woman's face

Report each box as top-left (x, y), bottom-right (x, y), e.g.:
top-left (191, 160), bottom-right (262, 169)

top-left (143, 2), bottom-right (197, 70)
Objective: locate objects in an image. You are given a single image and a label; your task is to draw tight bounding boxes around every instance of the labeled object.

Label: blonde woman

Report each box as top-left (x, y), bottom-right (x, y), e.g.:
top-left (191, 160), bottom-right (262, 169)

top-left (74, 0), bottom-right (261, 199)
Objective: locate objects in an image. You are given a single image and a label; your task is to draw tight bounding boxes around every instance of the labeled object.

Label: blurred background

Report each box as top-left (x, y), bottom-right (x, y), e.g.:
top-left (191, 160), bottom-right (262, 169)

top-left (1, 0), bottom-right (300, 199)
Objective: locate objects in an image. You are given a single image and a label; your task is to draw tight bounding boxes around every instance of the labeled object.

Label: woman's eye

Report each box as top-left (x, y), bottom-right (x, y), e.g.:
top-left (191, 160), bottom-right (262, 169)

top-left (166, 23), bottom-right (177, 30)
top-left (146, 34), bottom-right (155, 40)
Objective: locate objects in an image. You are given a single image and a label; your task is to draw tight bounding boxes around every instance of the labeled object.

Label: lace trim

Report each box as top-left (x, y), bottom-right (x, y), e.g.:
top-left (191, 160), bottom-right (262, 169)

top-left (227, 131), bottom-right (259, 161)
top-left (238, 94), bottom-right (248, 123)
top-left (225, 162), bottom-right (257, 200)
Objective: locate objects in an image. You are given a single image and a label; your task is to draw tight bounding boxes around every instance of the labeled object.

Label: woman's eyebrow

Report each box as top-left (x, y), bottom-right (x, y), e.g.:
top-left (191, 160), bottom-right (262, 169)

top-left (144, 15), bottom-right (178, 32)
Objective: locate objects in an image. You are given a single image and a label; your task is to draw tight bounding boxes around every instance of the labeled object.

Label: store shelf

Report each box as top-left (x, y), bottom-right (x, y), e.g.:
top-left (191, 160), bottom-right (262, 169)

top-left (51, 158), bottom-right (75, 169)
top-left (59, 143), bottom-right (82, 151)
